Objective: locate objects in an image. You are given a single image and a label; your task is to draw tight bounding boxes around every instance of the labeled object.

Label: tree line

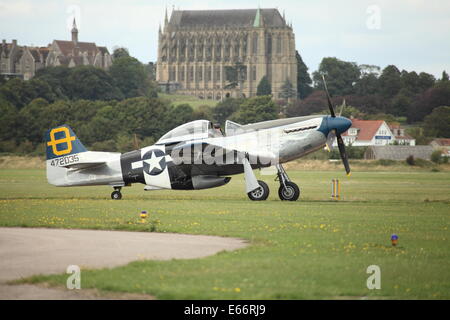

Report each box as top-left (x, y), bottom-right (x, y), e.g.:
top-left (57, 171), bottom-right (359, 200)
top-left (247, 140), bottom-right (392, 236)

top-left (1, 48), bottom-right (449, 156)
top-left (289, 55), bottom-right (450, 125)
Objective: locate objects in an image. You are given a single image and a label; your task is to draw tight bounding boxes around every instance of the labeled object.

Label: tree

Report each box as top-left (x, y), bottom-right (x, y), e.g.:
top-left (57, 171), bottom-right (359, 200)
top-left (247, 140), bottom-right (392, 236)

top-left (67, 66), bottom-right (123, 100)
top-left (279, 79), bottom-right (296, 100)
top-left (296, 51), bottom-right (313, 99)
top-left (407, 81), bottom-right (450, 122)
top-left (390, 88), bottom-right (413, 116)
top-left (230, 96), bottom-right (278, 124)
top-left (109, 56), bottom-right (154, 98)
top-left (423, 106), bottom-right (450, 138)
top-left (112, 47), bottom-right (130, 59)
top-left (400, 70), bottom-right (420, 93)
top-left (256, 76), bottom-right (272, 96)
top-left (312, 57), bottom-right (360, 96)
top-left (213, 98), bottom-right (242, 124)
top-left (441, 70), bottom-right (449, 82)
top-left (378, 65), bottom-right (402, 98)
top-left (286, 90), bottom-right (327, 117)
top-left (417, 72), bottom-right (436, 91)
top-left (354, 73), bottom-right (379, 96)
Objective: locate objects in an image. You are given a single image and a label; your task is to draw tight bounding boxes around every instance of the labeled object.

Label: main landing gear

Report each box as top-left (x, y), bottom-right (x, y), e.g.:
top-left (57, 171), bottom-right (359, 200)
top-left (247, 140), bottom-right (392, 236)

top-left (111, 186), bottom-right (122, 200)
top-left (276, 164), bottom-right (300, 201)
top-left (247, 180), bottom-right (270, 201)
top-left (247, 165), bottom-right (300, 201)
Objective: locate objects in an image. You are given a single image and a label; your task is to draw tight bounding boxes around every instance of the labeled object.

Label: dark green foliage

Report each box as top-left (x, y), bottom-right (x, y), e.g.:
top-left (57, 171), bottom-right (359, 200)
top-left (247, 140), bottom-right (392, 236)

top-left (230, 96), bottom-right (278, 124)
top-left (109, 56), bottom-right (156, 98)
top-left (329, 146), bottom-right (367, 160)
top-left (67, 66), bottom-right (123, 100)
top-left (378, 65), bottom-right (402, 98)
top-left (112, 47), bottom-right (130, 59)
top-left (408, 81), bottom-right (450, 123)
top-left (256, 76), bottom-right (272, 96)
top-left (279, 79), bottom-right (296, 100)
top-left (213, 98), bottom-right (242, 125)
top-left (406, 155), bottom-right (415, 166)
top-left (431, 150), bottom-right (443, 164)
top-left (296, 51), bottom-right (313, 99)
top-left (423, 106), bottom-right (450, 138)
top-left (312, 57), bottom-right (361, 96)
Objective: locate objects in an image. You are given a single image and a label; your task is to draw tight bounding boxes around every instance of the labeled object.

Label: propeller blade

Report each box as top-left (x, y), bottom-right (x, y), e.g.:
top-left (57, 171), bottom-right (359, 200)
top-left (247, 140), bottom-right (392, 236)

top-left (336, 133), bottom-right (351, 175)
top-left (322, 74), bottom-right (335, 117)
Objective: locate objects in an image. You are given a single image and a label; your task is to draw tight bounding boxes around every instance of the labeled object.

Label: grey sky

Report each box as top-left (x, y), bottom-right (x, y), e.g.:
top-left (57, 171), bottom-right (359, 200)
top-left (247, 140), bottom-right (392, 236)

top-left (1, 0), bottom-right (449, 78)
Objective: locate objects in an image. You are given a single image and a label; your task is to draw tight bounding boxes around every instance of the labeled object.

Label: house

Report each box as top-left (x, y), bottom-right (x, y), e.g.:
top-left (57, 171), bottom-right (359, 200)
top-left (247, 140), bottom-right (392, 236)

top-left (336, 119), bottom-right (415, 147)
top-left (364, 146), bottom-right (433, 160)
top-left (388, 123), bottom-right (416, 146)
top-left (430, 138), bottom-right (450, 157)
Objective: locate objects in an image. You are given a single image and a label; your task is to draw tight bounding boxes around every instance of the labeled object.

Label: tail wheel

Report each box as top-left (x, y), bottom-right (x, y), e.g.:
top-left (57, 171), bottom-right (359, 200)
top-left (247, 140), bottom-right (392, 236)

top-left (278, 181), bottom-right (300, 201)
top-left (111, 190), bottom-right (122, 200)
top-left (248, 180), bottom-right (269, 201)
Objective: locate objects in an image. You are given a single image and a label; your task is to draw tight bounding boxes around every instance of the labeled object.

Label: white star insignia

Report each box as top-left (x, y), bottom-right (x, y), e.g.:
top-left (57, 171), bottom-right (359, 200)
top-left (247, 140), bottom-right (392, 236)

top-left (144, 151), bottom-right (165, 171)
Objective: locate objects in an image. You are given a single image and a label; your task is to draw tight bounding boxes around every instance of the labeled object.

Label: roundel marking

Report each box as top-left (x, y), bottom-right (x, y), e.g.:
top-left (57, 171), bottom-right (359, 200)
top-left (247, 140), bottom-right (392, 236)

top-left (142, 149), bottom-right (167, 176)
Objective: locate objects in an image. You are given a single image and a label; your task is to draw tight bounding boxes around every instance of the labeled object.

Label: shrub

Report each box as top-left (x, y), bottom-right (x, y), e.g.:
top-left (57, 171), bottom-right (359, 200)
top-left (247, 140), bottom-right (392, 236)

top-left (406, 155), bottom-right (415, 165)
top-left (431, 150), bottom-right (443, 164)
top-left (376, 159), bottom-right (397, 166)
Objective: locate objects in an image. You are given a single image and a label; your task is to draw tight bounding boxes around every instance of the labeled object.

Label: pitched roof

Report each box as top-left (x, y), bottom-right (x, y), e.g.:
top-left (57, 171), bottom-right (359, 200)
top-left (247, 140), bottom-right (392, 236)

top-left (343, 119), bottom-right (385, 141)
top-left (432, 138), bottom-right (450, 146)
top-left (54, 40), bottom-right (98, 56)
top-left (169, 8), bottom-right (286, 28)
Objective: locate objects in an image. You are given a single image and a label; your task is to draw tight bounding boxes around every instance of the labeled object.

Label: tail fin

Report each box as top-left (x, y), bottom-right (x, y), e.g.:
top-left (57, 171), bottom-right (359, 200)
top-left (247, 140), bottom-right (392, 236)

top-left (44, 124), bottom-right (87, 160)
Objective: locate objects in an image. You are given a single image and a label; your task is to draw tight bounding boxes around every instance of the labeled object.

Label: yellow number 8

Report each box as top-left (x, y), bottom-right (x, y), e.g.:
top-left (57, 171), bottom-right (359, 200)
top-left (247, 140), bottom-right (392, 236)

top-left (47, 127), bottom-right (76, 156)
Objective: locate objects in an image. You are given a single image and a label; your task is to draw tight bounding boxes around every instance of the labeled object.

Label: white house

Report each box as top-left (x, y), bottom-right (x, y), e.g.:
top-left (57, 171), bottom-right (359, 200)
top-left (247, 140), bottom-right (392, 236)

top-left (335, 119), bottom-right (415, 147)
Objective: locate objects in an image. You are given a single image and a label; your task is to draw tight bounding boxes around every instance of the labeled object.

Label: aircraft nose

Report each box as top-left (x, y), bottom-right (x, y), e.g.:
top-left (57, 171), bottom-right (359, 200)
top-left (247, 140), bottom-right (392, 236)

top-left (329, 116), bottom-right (352, 134)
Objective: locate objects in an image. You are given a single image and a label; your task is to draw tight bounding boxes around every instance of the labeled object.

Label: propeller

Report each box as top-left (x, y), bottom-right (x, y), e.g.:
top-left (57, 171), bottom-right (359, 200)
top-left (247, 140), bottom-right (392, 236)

top-left (322, 75), bottom-right (351, 176)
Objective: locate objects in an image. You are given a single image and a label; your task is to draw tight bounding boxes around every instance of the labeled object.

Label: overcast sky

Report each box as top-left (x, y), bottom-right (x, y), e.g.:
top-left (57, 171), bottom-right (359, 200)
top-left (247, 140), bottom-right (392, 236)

top-left (1, 0), bottom-right (449, 78)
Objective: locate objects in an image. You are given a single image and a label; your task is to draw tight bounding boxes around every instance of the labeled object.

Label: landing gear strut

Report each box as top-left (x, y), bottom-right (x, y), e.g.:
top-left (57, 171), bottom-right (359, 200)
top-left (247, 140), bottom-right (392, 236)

top-left (276, 164), bottom-right (300, 201)
top-left (111, 186), bottom-right (122, 200)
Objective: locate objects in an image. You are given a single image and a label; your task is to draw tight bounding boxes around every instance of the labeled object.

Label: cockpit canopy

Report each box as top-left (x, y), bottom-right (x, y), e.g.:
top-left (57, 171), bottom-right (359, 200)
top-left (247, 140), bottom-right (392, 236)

top-left (157, 120), bottom-right (223, 144)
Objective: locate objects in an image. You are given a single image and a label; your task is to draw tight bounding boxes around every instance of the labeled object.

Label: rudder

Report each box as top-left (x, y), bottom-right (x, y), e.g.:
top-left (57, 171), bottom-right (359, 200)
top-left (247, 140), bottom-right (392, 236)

top-left (44, 124), bottom-right (87, 160)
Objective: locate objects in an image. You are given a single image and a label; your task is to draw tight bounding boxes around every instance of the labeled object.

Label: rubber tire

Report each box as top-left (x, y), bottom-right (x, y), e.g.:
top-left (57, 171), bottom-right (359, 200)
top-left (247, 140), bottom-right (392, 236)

top-left (247, 180), bottom-right (270, 201)
top-left (278, 181), bottom-right (300, 201)
top-left (111, 190), bottom-right (122, 200)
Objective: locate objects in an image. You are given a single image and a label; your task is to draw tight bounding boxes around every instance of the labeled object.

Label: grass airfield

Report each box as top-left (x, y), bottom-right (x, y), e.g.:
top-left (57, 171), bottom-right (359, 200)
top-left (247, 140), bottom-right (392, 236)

top-left (0, 168), bottom-right (449, 299)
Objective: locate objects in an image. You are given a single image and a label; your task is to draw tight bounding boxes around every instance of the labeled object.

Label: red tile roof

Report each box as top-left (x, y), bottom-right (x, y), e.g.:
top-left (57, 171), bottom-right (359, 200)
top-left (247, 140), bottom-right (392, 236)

top-left (432, 138), bottom-right (450, 146)
top-left (54, 40), bottom-right (98, 56)
top-left (343, 119), bottom-right (384, 141)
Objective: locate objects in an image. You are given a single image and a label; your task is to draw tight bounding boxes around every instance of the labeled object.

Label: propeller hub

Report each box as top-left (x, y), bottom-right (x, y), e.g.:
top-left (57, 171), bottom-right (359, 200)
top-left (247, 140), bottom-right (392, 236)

top-left (327, 116), bottom-right (352, 135)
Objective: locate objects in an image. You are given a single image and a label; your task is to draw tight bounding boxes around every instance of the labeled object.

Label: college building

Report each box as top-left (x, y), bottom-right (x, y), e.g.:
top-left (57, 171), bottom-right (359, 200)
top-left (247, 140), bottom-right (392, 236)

top-left (0, 19), bottom-right (112, 80)
top-left (156, 8), bottom-right (297, 100)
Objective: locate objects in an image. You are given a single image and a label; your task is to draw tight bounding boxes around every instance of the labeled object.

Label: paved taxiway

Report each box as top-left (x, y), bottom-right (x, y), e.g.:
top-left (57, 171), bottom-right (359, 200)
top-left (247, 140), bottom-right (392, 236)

top-left (0, 227), bottom-right (247, 299)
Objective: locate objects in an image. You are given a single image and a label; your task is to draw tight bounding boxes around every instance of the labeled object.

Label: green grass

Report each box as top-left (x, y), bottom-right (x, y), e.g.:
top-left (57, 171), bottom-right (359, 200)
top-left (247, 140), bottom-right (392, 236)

top-left (1, 169), bottom-right (449, 299)
top-left (159, 93), bottom-right (217, 109)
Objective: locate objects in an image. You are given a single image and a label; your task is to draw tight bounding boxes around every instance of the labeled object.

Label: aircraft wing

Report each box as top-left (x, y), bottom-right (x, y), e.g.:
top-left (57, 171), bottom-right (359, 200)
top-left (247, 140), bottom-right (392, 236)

top-left (168, 141), bottom-right (275, 173)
